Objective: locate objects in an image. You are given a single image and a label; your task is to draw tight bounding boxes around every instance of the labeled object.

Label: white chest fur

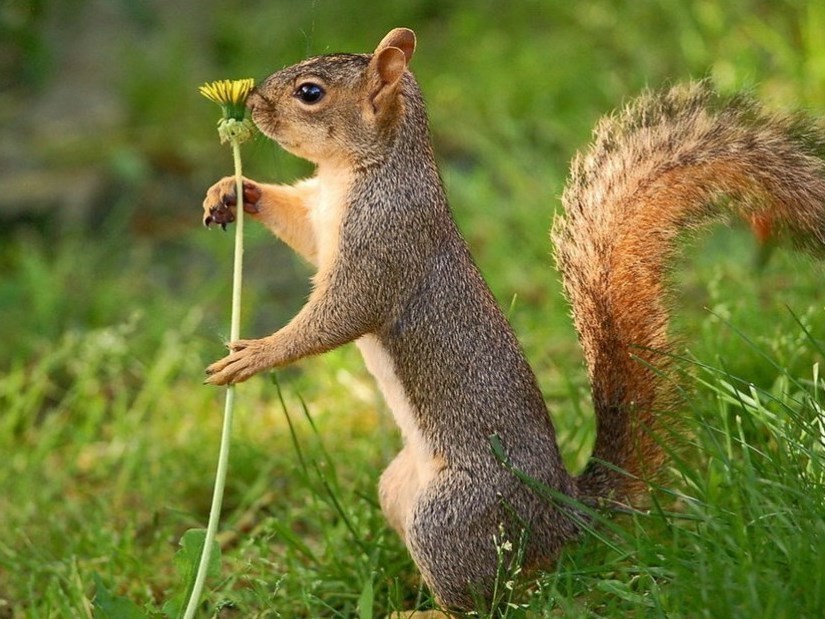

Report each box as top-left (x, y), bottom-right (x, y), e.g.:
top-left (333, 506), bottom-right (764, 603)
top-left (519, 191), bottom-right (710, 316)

top-left (307, 166), bottom-right (352, 269)
top-left (301, 168), bottom-right (438, 481)
top-left (356, 335), bottom-right (435, 469)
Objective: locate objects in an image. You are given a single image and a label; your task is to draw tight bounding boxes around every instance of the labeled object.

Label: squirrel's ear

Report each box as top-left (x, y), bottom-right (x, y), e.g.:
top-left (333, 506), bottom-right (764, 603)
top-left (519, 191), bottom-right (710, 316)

top-left (367, 28), bottom-right (416, 114)
top-left (373, 27), bottom-right (416, 64)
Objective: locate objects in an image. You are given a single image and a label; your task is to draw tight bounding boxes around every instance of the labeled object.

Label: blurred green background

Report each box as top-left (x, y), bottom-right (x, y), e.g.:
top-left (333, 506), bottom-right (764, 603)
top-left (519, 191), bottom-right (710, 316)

top-left (1, 0), bottom-right (824, 616)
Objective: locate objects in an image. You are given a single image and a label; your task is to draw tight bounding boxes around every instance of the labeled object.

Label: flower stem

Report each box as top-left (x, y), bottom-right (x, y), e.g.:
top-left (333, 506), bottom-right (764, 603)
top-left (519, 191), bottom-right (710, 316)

top-left (228, 142), bottom-right (245, 344)
top-left (183, 140), bottom-right (245, 619)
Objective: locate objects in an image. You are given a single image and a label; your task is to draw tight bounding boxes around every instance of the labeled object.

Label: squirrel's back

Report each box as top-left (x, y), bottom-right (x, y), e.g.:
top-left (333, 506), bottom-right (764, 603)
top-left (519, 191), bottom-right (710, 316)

top-left (554, 82), bottom-right (825, 501)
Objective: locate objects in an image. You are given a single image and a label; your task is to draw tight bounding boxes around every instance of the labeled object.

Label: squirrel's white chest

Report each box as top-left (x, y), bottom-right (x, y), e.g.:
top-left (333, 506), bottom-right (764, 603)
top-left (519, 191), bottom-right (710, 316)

top-left (307, 167), bottom-right (352, 268)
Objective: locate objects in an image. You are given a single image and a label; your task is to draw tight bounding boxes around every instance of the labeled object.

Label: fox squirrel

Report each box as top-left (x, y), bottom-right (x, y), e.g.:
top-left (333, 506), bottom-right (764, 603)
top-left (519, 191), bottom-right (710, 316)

top-left (201, 28), bottom-right (825, 612)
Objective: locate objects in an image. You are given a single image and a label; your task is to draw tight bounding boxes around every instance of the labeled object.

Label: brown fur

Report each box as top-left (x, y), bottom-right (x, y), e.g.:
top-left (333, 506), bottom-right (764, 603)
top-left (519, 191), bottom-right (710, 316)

top-left (201, 32), bottom-right (825, 612)
top-left (553, 82), bottom-right (825, 500)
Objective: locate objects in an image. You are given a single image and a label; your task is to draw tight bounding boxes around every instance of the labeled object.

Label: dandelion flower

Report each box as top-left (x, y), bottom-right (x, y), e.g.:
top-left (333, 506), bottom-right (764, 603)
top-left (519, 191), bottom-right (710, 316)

top-left (199, 78), bottom-right (255, 120)
top-left (185, 77), bottom-right (255, 619)
top-left (199, 78), bottom-right (256, 144)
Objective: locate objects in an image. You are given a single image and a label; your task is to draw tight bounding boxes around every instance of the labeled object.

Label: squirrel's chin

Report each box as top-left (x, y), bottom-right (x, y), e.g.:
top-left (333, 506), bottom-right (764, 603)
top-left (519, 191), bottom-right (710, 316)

top-left (274, 139), bottom-right (318, 164)
top-left (255, 123), bottom-right (316, 162)
top-left (257, 125), bottom-right (301, 158)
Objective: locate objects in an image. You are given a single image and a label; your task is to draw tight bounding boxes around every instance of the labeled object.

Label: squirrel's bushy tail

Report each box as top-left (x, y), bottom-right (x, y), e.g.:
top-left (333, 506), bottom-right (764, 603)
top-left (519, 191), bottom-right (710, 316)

top-left (552, 82), bottom-right (825, 501)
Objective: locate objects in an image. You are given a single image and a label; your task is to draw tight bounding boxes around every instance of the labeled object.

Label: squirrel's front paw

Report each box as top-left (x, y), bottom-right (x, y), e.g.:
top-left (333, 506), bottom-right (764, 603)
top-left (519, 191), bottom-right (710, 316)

top-left (205, 338), bottom-right (273, 385)
top-left (202, 178), bottom-right (263, 230)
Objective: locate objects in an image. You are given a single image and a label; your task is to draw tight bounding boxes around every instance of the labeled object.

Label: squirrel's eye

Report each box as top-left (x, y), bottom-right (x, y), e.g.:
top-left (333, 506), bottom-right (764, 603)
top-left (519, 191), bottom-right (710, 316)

top-left (294, 82), bottom-right (325, 104)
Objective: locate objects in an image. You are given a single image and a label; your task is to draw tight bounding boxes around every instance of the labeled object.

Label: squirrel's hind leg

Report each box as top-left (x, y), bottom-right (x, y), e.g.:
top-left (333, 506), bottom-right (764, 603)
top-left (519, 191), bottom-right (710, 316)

top-left (379, 444), bottom-right (447, 537)
top-left (386, 610), bottom-right (452, 618)
top-left (379, 445), bottom-right (423, 539)
top-left (404, 468), bottom-right (511, 611)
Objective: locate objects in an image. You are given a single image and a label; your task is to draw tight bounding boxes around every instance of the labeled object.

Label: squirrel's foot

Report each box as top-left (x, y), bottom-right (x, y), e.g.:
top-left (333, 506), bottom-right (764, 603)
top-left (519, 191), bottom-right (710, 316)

top-left (204, 337), bottom-right (274, 385)
top-left (202, 178), bottom-right (262, 229)
top-left (385, 611), bottom-right (452, 619)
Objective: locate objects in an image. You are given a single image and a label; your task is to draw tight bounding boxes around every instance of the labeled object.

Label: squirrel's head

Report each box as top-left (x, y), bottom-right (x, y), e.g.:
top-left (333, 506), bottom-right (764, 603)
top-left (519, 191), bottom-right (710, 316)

top-left (247, 28), bottom-right (417, 167)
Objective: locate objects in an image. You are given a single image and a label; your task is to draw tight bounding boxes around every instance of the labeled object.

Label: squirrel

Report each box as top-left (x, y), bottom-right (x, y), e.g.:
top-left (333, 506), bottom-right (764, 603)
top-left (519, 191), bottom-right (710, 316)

top-left (201, 27), bottom-right (825, 612)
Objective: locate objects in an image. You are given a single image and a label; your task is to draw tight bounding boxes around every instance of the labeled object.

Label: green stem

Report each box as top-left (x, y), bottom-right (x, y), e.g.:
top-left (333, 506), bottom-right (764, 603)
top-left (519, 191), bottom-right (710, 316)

top-left (183, 139), bottom-right (245, 619)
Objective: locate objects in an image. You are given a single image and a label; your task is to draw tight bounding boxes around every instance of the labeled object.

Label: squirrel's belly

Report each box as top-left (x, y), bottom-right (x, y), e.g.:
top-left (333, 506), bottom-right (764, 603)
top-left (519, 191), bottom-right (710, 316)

top-left (356, 334), bottom-right (439, 484)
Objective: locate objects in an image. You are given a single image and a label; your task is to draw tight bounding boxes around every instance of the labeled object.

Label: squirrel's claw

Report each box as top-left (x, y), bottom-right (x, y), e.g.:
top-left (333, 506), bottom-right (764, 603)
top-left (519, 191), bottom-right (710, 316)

top-left (203, 203), bottom-right (236, 230)
top-left (202, 178), bottom-right (262, 229)
top-left (205, 353), bottom-right (249, 385)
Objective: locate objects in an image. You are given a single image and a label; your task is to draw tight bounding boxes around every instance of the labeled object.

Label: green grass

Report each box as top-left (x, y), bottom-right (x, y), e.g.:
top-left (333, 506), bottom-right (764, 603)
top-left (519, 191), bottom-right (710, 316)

top-left (2, 0), bottom-right (825, 617)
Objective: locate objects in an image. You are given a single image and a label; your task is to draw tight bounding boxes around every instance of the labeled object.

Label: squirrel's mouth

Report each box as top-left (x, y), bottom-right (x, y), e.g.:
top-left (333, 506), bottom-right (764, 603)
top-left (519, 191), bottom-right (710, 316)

top-left (247, 99), bottom-right (280, 141)
top-left (250, 112), bottom-right (296, 155)
top-left (252, 114), bottom-right (278, 138)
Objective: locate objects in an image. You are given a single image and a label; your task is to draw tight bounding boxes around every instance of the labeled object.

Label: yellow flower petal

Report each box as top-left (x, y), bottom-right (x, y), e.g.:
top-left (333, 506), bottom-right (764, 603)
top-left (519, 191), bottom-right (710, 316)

top-left (199, 78), bottom-right (255, 106)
